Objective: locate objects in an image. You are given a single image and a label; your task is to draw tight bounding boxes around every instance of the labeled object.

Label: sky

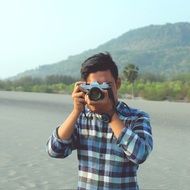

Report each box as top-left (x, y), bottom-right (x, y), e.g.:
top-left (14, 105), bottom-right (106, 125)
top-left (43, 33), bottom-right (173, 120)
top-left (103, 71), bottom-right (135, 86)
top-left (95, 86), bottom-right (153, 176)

top-left (0, 0), bottom-right (190, 79)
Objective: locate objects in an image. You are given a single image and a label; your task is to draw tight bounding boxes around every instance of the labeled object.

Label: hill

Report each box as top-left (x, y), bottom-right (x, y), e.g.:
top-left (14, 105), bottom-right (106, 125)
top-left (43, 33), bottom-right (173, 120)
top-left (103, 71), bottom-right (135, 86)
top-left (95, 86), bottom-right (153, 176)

top-left (15, 22), bottom-right (190, 79)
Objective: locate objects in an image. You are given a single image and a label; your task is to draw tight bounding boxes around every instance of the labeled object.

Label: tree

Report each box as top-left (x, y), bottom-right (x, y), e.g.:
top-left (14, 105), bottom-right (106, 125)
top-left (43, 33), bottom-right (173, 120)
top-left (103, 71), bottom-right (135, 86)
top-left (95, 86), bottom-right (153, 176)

top-left (123, 64), bottom-right (139, 98)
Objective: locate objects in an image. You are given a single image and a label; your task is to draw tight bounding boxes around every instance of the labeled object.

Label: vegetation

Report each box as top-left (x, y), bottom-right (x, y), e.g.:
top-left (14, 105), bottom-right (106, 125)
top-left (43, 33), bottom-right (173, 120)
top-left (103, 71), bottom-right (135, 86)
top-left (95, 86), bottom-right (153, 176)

top-left (119, 79), bottom-right (190, 102)
top-left (123, 64), bottom-right (139, 98)
top-left (0, 75), bottom-right (77, 94)
top-left (0, 73), bottom-right (190, 102)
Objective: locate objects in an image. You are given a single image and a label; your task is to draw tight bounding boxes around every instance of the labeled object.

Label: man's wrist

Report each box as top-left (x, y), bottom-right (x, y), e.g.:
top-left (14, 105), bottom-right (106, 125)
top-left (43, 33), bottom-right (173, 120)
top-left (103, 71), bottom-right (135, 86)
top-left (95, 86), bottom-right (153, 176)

top-left (72, 109), bottom-right (82, 116)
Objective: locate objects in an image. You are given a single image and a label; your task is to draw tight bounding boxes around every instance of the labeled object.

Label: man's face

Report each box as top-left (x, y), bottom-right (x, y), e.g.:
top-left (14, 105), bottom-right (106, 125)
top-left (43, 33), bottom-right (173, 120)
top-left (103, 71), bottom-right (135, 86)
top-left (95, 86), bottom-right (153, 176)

top-left (85, 70), bottom-right (121, 113)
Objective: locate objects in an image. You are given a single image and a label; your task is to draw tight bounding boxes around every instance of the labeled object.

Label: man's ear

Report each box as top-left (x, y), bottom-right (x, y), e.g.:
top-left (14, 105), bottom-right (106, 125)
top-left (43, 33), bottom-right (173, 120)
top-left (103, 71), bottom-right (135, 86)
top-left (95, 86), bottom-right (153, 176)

top-left (116, 77), bottom-right (121, 89)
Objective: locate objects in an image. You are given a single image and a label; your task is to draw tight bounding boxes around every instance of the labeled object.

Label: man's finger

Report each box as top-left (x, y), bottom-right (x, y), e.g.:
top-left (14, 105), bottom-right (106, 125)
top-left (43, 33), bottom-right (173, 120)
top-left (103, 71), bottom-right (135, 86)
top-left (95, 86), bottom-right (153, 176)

top-left (73, 91), bottom-right (85, 98)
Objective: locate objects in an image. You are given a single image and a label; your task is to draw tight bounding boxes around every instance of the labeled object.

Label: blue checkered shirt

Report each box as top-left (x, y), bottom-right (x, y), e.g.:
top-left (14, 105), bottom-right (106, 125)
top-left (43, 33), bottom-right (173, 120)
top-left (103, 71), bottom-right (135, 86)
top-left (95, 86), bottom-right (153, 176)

top-left (47, 101), bottom-right (153, 190)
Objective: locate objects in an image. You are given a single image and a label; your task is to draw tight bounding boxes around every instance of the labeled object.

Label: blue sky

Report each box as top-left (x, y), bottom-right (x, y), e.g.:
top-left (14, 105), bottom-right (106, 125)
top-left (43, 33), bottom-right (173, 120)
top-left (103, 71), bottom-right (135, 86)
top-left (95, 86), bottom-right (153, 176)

top-left (0, 0), bottom-right (190, 79)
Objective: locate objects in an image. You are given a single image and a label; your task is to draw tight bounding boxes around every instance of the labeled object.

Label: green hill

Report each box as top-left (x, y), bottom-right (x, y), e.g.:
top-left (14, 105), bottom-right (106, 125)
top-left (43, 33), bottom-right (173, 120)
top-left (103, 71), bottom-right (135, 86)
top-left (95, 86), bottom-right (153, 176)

top-left (16, 22), bottom-right (190, 79)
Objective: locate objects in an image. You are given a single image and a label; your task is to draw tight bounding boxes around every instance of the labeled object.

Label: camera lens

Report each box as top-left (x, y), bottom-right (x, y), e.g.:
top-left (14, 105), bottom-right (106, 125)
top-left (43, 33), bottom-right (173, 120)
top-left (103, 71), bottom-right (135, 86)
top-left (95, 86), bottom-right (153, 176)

top-left (88, 87), bottom-right (104, 101)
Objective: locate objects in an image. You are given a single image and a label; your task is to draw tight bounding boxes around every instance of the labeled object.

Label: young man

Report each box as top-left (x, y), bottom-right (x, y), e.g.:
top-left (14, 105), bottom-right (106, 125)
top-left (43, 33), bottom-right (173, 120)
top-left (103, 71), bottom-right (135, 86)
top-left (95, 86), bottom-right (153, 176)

top-left (47, 52), bottom-right (153, 190)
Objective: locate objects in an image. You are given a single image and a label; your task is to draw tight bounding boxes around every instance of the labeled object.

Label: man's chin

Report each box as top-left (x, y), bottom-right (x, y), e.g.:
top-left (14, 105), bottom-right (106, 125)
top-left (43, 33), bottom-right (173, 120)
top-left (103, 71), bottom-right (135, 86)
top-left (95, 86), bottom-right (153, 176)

top-left (87, 106), bottom-right (103, 114)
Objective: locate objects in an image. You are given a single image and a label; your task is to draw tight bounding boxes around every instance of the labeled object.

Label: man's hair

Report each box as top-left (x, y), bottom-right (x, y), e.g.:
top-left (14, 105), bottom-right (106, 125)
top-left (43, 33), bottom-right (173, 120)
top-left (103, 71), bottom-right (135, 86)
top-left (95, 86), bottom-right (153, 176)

top-left (80, 52), bottom-right (118, 81)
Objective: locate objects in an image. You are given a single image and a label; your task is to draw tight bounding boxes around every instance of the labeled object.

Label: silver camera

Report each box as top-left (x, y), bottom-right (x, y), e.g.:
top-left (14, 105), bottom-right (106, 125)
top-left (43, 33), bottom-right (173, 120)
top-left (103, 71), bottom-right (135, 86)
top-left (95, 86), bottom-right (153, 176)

top-left (80, 81), bottom-right (111, 101)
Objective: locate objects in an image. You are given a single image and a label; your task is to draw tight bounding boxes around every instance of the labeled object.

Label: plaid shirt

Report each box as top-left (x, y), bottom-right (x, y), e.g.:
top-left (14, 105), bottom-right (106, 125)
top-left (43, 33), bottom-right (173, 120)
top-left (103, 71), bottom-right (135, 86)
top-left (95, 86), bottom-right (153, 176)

top-left (47, 101), bottom-right (153, 190)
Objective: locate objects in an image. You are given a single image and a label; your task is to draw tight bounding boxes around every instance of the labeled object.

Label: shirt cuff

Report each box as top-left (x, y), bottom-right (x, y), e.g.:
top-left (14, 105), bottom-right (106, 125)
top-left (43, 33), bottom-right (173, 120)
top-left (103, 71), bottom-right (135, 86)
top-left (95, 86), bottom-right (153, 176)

top-left (116, 127), bottom-right (135, 146)
top-left (53, 126), bottom-right (72, 144)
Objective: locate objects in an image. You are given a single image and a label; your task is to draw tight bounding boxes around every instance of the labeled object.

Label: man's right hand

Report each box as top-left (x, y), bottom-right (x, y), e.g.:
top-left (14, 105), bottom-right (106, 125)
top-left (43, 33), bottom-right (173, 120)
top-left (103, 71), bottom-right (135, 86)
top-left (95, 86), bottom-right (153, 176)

top-left (58, 81), bottom-right (86, 141)
top-left (72, 81), bottom-right (86, 114)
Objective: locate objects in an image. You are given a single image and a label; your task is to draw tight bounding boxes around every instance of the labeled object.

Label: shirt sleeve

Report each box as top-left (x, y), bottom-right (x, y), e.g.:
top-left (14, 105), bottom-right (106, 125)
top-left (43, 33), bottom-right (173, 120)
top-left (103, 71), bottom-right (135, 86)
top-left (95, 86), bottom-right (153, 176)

top-left (116, 111), bottom-right (153, 164)
top-left (46, 124), bottom-right (78, 159)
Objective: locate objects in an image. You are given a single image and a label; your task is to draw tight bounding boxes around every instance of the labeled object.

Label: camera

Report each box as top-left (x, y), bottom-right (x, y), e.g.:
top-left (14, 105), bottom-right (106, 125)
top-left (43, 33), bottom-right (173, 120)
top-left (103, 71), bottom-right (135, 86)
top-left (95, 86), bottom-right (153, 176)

top-left (80, 81), bottom-right (111, 101)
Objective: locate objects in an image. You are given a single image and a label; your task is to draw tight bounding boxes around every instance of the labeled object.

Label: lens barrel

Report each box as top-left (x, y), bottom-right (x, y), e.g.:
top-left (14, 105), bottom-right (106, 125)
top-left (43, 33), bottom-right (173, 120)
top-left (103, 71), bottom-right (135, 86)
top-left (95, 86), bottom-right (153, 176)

top-left (88, 87), bottom-right (104, 101)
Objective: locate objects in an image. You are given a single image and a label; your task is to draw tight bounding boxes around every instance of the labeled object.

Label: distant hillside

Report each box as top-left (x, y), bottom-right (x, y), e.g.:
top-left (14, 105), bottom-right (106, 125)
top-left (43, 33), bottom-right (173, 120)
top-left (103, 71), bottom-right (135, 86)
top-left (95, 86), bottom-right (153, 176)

top-left (15, 22), bottom-right (190, 79)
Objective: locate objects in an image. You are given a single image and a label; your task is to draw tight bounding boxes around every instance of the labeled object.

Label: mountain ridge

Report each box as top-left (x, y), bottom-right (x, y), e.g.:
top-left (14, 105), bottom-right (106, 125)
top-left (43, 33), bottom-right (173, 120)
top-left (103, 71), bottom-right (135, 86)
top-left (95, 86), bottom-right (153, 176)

top-left (15, 22), bottom-right (190, 79)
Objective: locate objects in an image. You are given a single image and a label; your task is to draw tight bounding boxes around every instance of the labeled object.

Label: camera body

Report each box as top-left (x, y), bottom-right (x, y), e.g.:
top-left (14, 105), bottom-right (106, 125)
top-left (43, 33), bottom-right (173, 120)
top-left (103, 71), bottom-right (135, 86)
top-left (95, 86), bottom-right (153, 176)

top-left (80, 81), bottom-right (111, 101)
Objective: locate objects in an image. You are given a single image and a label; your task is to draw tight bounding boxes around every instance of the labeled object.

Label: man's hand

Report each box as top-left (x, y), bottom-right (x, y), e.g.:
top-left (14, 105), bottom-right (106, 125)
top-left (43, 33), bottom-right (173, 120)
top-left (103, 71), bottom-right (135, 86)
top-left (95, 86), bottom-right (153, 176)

top-left (72, 81), bottom-right (86, 114)
top-left (85, 90), bottom-right (114, 114)
top-left (58, 81), bottom-right (86, 141)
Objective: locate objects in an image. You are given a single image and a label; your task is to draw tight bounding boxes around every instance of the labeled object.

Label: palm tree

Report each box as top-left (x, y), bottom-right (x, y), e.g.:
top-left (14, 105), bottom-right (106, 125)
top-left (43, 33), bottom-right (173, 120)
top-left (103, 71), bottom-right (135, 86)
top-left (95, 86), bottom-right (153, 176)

top-left (123, 64), bottom-right (139, 98)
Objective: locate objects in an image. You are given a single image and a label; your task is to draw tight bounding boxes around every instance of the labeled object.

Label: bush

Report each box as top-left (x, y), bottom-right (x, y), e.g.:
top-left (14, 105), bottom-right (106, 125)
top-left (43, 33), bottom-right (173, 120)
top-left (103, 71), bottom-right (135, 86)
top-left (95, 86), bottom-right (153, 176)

top-left (1, 74), bottom-right (190, 102)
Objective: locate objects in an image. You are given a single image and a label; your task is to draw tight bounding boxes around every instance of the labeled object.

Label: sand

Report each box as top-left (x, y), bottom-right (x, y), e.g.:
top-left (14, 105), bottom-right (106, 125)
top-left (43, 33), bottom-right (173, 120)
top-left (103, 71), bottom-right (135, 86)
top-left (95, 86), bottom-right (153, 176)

top-left (0, 91), bottom-right (190, 190)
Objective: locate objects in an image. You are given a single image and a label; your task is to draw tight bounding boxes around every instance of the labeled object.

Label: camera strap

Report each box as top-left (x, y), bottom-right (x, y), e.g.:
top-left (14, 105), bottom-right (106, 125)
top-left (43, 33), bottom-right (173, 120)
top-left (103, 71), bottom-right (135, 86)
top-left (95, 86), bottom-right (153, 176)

top-left (108, 88), bottom-right (116, 110)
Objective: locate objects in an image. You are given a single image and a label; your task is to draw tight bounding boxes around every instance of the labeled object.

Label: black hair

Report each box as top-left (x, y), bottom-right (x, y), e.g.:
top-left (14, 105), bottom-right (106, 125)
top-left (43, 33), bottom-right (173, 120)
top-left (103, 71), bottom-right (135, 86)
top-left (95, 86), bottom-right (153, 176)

top-left (80, 52), bottom-right (118, 81)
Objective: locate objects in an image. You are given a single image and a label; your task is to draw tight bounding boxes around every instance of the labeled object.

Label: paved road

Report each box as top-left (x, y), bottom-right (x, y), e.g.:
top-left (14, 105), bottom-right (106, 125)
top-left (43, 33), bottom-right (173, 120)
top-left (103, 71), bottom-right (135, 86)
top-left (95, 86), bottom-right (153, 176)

top-left (0, 91), bottom-right (190, 190)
